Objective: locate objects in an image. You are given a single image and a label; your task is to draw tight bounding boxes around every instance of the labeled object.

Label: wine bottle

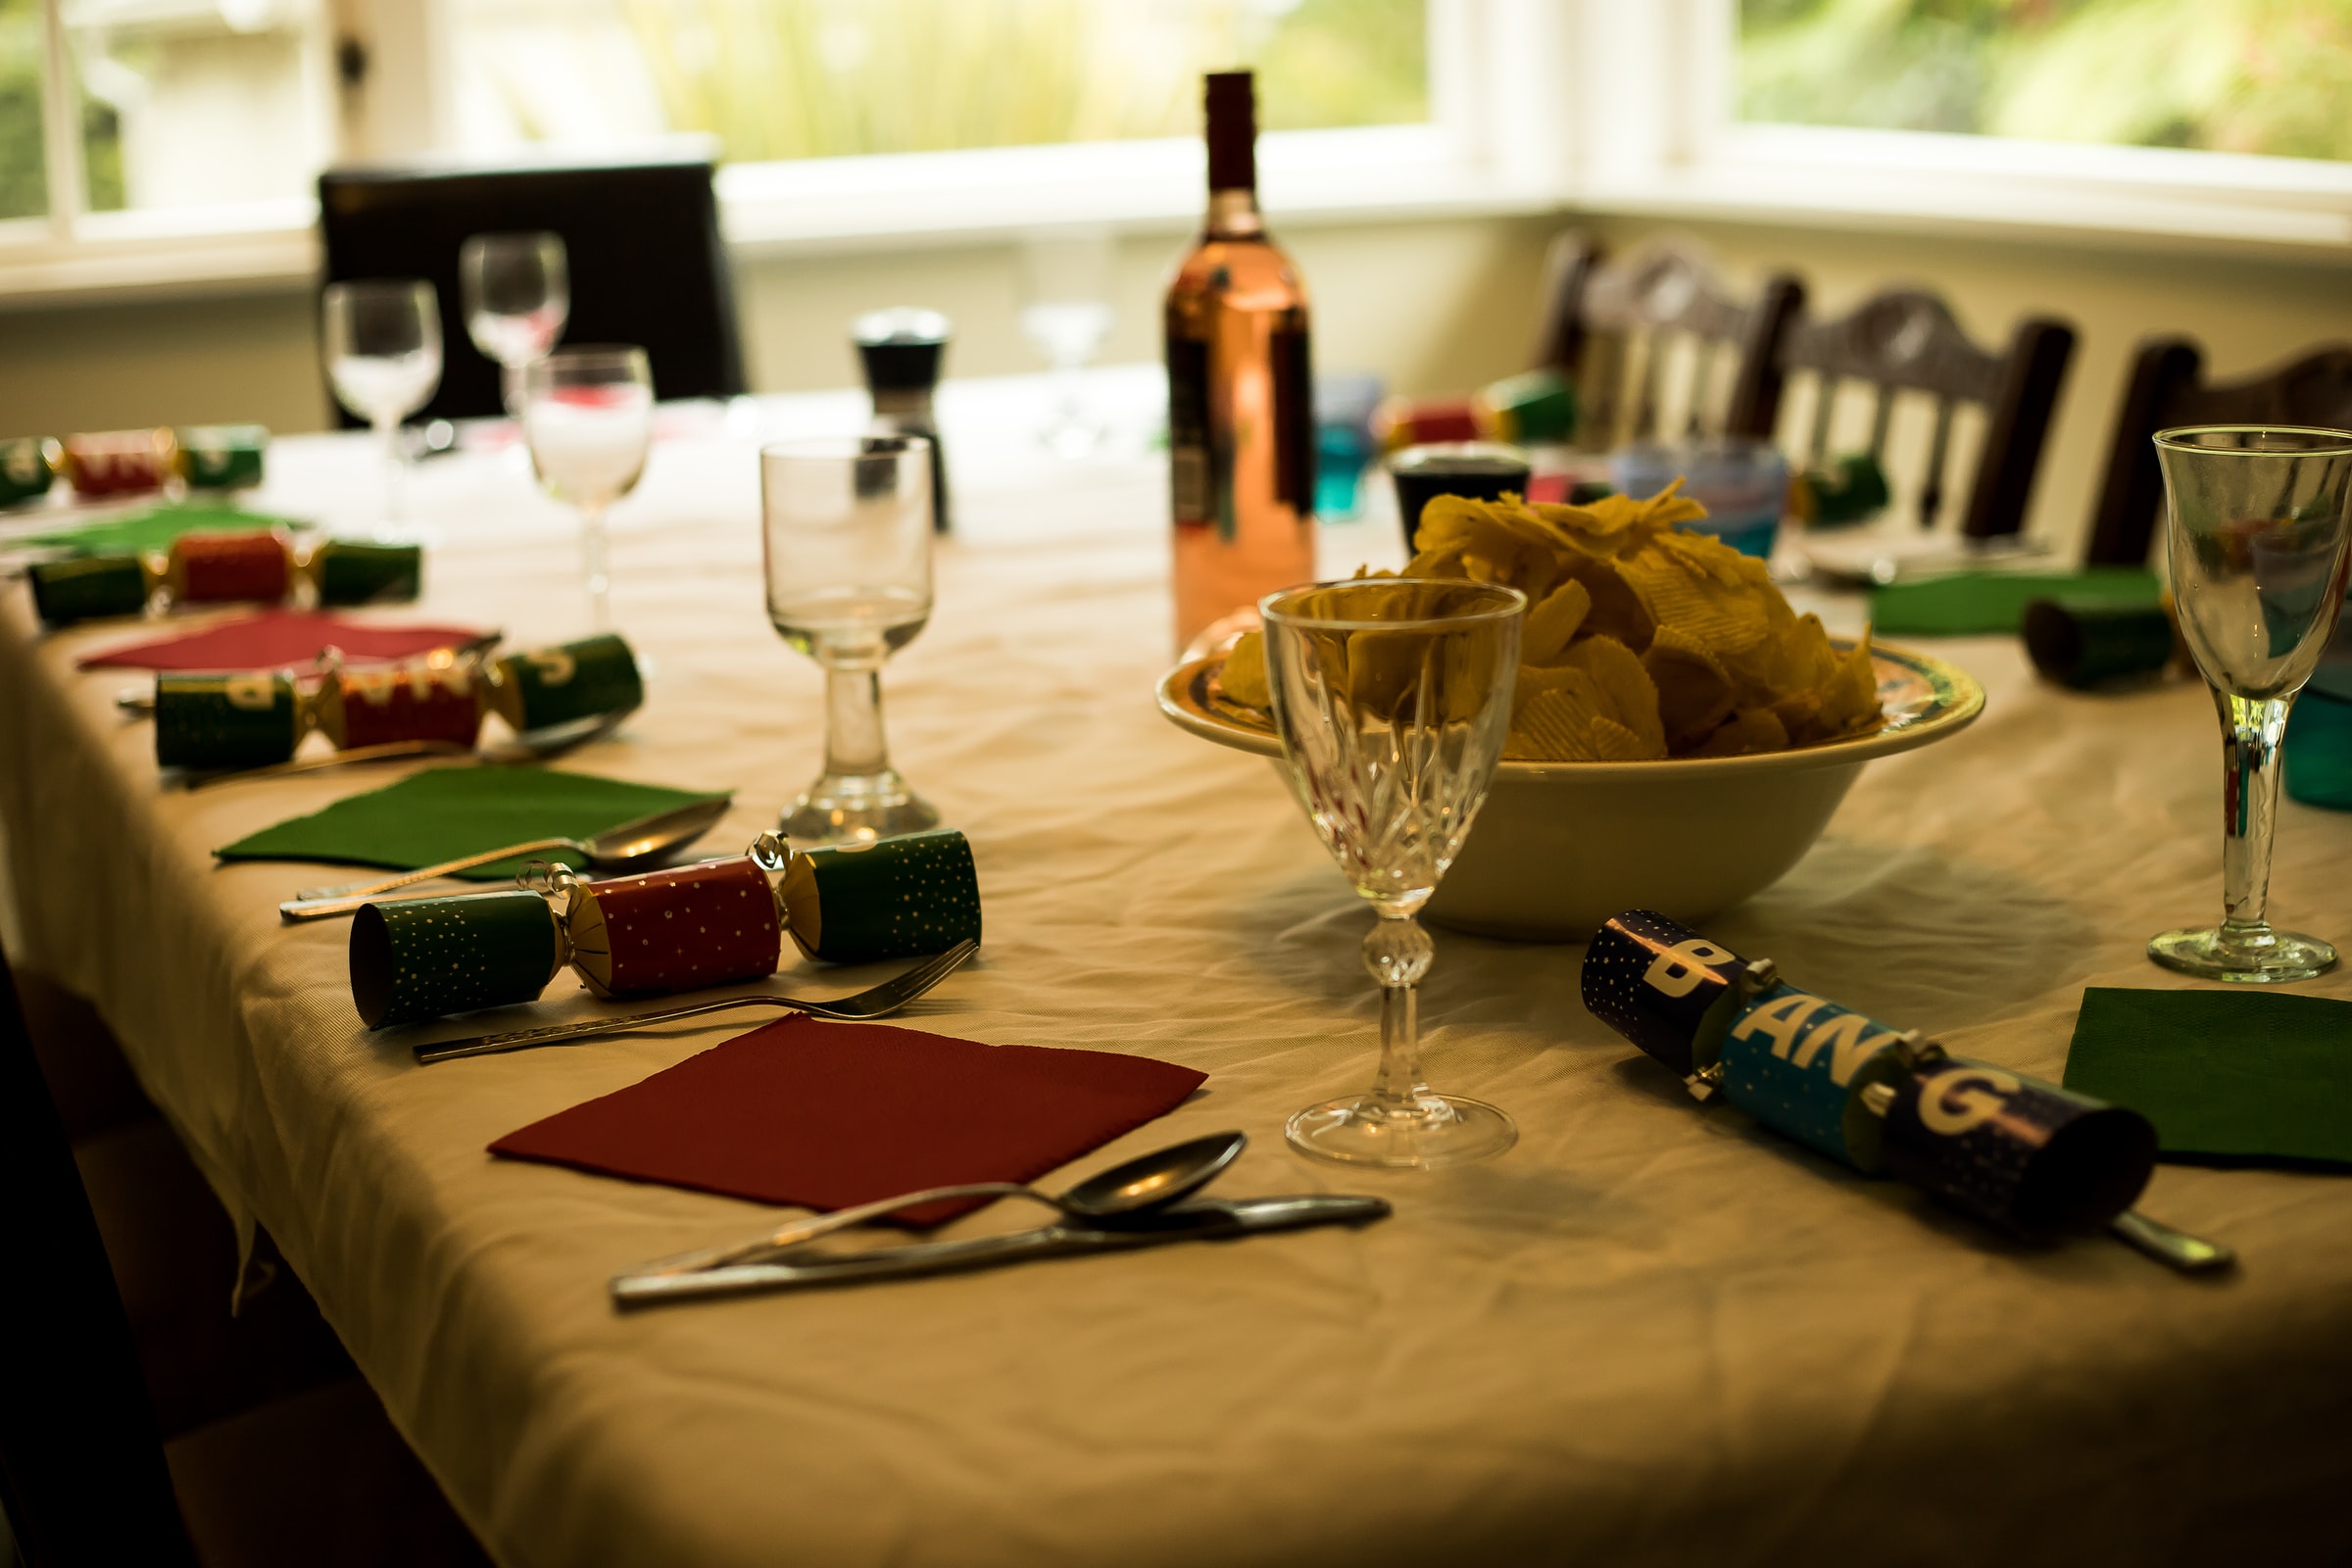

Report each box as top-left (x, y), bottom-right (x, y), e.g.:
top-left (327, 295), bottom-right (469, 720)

top-left (1166, 70), bottom-right (1316, 655)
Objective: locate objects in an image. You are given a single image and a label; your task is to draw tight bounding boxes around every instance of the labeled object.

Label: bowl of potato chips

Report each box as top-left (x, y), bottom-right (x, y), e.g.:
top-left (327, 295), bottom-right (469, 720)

top-left (1156, 486), bottom-right (1984, 940)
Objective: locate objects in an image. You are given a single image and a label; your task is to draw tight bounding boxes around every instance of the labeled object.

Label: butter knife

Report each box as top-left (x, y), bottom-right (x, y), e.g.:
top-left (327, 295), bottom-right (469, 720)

top-left (608, 1195), bottom-right (1391, 1306)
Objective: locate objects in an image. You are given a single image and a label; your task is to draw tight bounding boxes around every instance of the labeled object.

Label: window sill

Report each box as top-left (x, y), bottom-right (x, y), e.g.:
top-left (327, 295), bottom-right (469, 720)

top-left (1584, 125), bottom-right (2352, 261)
top-left (716, 125), bottom-right (1559, 251)
top-left (0, 126), bottom-right (1559, 311)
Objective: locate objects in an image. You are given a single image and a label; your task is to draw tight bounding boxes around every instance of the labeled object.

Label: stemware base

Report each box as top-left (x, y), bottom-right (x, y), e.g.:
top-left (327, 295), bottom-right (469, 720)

top-left (2147, 924), bottom-right (2339, 984)
top-left (1285, 1093), bottom-right (1516, 1169)
top-left (782, 768), bottom-right (939, 846)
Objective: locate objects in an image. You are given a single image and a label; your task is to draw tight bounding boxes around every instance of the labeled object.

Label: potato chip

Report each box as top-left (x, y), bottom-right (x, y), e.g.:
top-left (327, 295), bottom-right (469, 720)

top-left (1642, 624), bottom-right (1737, 749)
top-left (1558, 634), bottom-right (1665, 758)
top-left (1554, 552), bottom-right (1655, 651)
top-left (1520, 577), bottom-right (1592, 665)
top-left (1220, 629), bottom-right (1270, 709)
top-left (1689, 707), bottom-right (1790, 758)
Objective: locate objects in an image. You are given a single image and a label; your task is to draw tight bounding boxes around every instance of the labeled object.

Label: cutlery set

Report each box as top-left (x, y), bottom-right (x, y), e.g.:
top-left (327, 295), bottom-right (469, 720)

top-left (606, 1131), bottom-right (1389, 1306)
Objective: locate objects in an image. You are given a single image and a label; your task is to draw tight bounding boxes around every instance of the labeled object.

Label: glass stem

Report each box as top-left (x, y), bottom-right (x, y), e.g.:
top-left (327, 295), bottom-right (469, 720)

top-left (2218, 691), bottom-right (2293, 944)
top-left (1363, 911), bottom-right (1434, 1110)
top-left (376, 416), bottom-right (403, 532)
top-left (581, 503), bottom-right (612, 631)
top-left (822, 662), bottom-right (889, 779)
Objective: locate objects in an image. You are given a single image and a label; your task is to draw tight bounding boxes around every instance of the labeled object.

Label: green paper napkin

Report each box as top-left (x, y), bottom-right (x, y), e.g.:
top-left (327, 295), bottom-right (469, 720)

top-left (1872, 569), bottom-right (2161, 637)
top-left (217, 767), bottom-right (732, 881)
top-left (2063, 986), bottom-right (2352, 1167)
top-left (28, 503), bottom-right (308, 559)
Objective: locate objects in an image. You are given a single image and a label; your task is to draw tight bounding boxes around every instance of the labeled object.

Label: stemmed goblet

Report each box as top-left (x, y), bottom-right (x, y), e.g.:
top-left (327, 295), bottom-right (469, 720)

top-left (461, 230), bottom-right (569, 416)
top-left (2150, 425), bottom-right (2352, 983)
top-left (1262, 578), bottom-right (1525, 1166)
top-left (522, 346), bottom-right (654, 633)
top-left (1019, 228), bottom-right (1115, 456)
top-left (322, 278), bottom-right (442, 540)
top-left (761, 434), bottom-right (941, 844)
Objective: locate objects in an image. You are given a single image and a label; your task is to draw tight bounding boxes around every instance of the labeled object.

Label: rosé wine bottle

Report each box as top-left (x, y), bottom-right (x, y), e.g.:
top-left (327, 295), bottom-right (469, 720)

top-left (1166, 70), bottom-right (1316, 655)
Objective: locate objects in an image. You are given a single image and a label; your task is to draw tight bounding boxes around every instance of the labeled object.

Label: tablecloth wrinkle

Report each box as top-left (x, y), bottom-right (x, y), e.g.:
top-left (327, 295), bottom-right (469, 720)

top-left (5, 384), bottom-right (2352, 1566)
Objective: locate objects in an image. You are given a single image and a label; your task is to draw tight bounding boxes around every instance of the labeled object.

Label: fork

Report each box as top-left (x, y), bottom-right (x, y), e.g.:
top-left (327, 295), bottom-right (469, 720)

top-left (182, 710), bottom-right (629, 790)
top-left (411, 939), bottom-right (979, 1064)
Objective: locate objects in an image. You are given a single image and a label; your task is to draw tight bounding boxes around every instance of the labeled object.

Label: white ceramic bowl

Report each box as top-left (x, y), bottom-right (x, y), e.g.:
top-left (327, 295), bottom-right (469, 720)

top-left (1156, 639), bottom-right (1984, 942)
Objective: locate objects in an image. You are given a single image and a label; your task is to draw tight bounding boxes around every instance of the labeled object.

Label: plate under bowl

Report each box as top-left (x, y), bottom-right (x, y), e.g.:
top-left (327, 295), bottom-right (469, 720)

top-left (1155, 639), bottom-right (1984, 941)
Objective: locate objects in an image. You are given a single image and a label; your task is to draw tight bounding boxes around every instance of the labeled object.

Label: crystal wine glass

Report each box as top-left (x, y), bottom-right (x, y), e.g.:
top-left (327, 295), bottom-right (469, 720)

top-left (2150, 425), bottom-right (2352, 983)
top-left (522, 346), bottom-right (654, 633)
top-left (1262, 577), bottom-right (1525, 1166)
top-left (1018, 228), bottom-right (1115, 457)
top-left (461, 230), bottom-right (569, 416)
top-left (322, 279), bottom-right (442, 540)
top-left (761, 434), bottom-right (940, 844)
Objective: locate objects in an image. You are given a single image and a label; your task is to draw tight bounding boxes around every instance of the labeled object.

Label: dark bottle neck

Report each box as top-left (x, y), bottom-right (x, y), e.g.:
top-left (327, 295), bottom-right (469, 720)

top-left (1202, 71), bottom-right (1259, 238)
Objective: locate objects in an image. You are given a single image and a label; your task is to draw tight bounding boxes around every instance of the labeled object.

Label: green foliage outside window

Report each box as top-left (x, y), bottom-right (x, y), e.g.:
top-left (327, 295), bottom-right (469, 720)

top-left (0, 0), bottom-right (43, 220)
top-left (552, 0), bottom-right (1426, 161)
top-left (1741, 0), bottom-right (2352, 163)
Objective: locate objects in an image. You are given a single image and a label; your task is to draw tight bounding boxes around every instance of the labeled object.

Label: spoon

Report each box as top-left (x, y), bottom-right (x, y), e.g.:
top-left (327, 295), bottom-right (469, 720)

top-left (622, 1130), bottom-right (1250, 1281)
top-left (276, 794), bottom-right (733, 921)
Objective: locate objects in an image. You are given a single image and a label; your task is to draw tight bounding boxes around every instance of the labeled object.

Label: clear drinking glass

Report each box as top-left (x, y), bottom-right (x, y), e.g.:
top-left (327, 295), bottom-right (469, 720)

top-left (1019, 228), bottom-right (1116, 456)
top-left (1263, 578), bottom-right (1525, 1167)
top-left (461, 230), bottom-right (570, 416)
top-left (2150, 425), bottom-right (2352, 983)
top-left (322, 279), bottom-right (442, 540)
top-left (761, 434), bottom-right (941, 844)
top-left (522, 346), bottom-right (655, 633)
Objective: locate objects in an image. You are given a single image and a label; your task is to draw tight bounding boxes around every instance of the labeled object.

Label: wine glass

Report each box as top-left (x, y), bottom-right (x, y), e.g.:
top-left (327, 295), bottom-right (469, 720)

top-left (1018, 228), bottom-right (1115, 456)
top-left (522, 346), bottom-right (654, 633)
top-left (2149, 425), bottom-right (2352, 984)
top-left (322, 279), bottom-right (442, 540)
top-left (761, 434), bottom-right (940, 845)
top-left (461, 230), bottom-right (569, 416)
top-left (1262, 578), bottom-right (1525, 1166)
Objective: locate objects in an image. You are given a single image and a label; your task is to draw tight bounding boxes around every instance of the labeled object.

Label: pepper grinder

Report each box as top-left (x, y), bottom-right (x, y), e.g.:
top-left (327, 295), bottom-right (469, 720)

top-left (852, 307), bottom-right (952, 533)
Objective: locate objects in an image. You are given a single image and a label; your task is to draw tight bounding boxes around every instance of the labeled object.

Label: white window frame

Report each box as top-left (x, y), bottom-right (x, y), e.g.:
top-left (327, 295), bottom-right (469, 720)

top-left (3, 0), bottom-right (2348, 308)
top-left (1569, 0), bottom-right (2352, 257)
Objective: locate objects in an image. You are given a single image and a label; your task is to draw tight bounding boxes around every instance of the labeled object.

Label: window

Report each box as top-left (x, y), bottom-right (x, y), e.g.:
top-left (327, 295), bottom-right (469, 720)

top-left (4, 0), bottom-right (333, 232)
top-left (1, 0), bottom-right (46, 220)
top-left (446, 0), bottom-right (1428, 162)
top-left (1738, 0), bottom-right (2352, 164)
top-left (71, 0), bottom-right (336, 214)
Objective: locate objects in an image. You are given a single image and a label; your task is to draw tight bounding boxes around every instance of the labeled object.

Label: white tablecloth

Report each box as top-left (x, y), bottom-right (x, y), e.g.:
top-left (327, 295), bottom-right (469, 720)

top-left (4, 371), bottom-right (2350, 1567)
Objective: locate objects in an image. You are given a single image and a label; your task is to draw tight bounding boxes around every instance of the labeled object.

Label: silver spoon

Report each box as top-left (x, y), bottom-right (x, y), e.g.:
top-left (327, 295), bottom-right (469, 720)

top-left (622, 1130), bottom-right (1250, 1281)
top-left (277, 794), bottom-right (732, 921)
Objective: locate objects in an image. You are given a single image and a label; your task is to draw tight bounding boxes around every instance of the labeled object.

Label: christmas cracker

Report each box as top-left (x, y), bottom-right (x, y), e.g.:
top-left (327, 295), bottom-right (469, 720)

top-left (349, 828), bottom-right (983, 1028)
top-left (1583, 909), bottom-right (2157, 1238)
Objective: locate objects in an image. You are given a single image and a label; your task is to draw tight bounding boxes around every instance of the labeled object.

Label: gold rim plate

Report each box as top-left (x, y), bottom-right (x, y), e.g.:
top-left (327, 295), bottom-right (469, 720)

top-left (1155, 638), bottom-right (1985, 780)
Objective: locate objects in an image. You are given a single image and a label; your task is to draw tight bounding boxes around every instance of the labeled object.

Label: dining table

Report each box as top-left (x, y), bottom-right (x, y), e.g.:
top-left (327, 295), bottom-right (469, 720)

top-left (3, 367), bottom-right (2350, 1568)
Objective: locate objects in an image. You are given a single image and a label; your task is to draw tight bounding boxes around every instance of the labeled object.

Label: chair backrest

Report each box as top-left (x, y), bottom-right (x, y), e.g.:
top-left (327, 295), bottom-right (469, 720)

top-left (1778, 286), bottom-right (2075, 540)
top-left (1533, 230), bottom-right (1806, 450)
top-left (317, 157), bottom-right (747, 424)
top-left (0, 943), bottom-right (198, 1567)
top-left (2083, 337), bottom-right (2352, 566)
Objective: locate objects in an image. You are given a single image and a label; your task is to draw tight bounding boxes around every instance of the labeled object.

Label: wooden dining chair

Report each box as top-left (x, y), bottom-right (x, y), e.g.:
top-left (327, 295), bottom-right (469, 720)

top-left (0, 943), bottom-right (491, 1568)
top-left (1531, 230), bottom-right (1807, 450)
top-left (2082, 337), bottom-right (2352, 567)
top-left (318, 155), bottom-right (748, 424)
top-left (1778, 286), bottom-right (2076, 540)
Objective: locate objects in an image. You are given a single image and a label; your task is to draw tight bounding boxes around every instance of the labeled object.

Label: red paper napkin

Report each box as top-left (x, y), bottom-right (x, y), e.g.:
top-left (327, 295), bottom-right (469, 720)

top-left (78, 610), bottom-right (487, 671)
top-left (489, 1015), bottom-right (1208, 1225)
